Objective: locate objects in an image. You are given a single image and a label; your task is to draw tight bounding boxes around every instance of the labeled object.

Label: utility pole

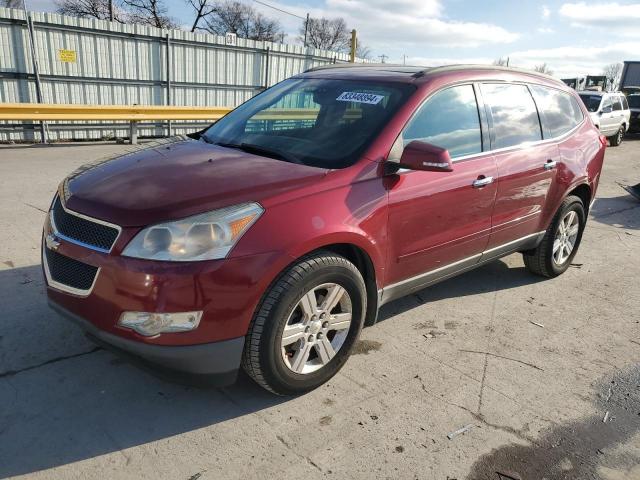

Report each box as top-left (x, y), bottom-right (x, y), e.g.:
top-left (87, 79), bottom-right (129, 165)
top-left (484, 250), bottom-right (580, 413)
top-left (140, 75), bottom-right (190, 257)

top-left (303, 13), bottom-right (309, 47)
top-left (109, 0), bottom-right (115, 21)
top-left (378, 54), bottom-right (388, 64)
top-left (349, 29), bottom-right (357, 63)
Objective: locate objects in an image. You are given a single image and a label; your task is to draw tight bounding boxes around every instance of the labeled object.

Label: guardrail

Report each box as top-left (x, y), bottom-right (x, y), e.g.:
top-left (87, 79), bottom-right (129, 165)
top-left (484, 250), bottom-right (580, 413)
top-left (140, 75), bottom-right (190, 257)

top-left (0, 103), bottom-right (364, 144)
top-left (0, 103), bottom-right (233, 144)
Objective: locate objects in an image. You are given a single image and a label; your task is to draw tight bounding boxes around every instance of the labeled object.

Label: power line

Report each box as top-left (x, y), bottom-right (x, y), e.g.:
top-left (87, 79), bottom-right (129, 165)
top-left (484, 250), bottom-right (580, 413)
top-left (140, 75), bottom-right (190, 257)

top-left (251, 0), bottom-right (306, 20)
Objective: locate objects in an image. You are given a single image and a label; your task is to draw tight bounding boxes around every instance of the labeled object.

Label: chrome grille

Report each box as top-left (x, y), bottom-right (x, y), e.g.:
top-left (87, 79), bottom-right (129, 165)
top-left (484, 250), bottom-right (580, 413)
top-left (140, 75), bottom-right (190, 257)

top-left (51, 196), bottom-right (120, 252)
top-left (44, 247), bottom-right (99, 293)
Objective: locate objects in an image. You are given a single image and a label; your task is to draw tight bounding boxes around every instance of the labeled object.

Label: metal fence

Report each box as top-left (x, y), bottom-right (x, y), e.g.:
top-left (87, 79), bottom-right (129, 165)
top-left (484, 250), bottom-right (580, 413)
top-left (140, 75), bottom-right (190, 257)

top-left (0, 7), bottom-right (358, 141)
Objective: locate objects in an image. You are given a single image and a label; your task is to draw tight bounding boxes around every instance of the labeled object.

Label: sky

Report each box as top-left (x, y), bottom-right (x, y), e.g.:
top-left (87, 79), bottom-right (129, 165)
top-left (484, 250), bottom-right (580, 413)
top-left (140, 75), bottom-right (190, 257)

top-left (24, 0), bottom-right (640, 78)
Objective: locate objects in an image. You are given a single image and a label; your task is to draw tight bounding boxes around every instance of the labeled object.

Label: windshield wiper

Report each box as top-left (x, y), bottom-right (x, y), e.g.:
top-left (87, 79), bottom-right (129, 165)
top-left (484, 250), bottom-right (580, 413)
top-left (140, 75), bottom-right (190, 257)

top-left (214, 142), bottom-right (302, 165)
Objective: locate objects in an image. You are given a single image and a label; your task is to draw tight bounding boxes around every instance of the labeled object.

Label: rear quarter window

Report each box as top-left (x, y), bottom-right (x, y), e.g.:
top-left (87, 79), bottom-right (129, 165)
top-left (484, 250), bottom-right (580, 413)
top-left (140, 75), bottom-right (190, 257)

top-left (481, 83), bottom-right (542, 149)
top-left (531, 85), bottom-right (584, 139)
top-left (621, 95), bottom-right (629, 110)
top-left (612, 97), bottom-right (623, 111)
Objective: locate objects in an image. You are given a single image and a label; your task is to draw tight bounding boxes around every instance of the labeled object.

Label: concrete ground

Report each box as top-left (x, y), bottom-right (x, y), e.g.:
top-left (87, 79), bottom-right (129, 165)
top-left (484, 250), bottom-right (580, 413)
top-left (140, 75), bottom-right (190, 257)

top-left (0, 137), bottom-right (639, 480)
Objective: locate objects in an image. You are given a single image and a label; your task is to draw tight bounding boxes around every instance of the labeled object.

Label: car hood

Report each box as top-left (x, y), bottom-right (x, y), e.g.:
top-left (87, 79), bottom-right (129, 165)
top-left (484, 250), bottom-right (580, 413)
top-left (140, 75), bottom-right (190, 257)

top-left (63, 136), bottom-right (328, 227)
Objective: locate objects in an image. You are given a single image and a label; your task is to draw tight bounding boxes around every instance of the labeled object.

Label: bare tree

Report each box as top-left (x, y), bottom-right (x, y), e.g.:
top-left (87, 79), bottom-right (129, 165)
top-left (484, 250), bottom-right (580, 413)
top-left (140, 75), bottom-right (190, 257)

top-left (56, 0), bottom-right (175, 27)
top-left (356, 43), bottom-right (372, 60)
top-left (187, 0), bottom-right (215, 32)
top-left (199, 0), bottom-right (282, 41)
top-left (602, 62), bottom-right (623, 91)
top-left (300, 17), bottom-right (350, 51)
top-left (123, 0), bottom-right (176, 28)
top-left (1, 0), bottom-right (24, 7)
top-left (55, 0), bottom-right (121, 21)
top-left (534, 63), bottom-right (553, 75)
top-left (493, 57), bottom-right (509, 66)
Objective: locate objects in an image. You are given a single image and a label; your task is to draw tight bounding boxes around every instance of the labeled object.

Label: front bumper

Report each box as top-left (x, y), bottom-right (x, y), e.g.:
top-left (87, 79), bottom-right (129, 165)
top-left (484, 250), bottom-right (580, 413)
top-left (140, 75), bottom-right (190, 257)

top-left (50, 299), bottom-right (245, 386)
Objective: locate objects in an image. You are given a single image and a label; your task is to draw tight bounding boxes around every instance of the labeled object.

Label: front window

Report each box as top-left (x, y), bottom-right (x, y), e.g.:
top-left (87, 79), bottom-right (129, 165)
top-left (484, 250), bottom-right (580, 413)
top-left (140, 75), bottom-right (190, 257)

top-left (400, 84), bottom-right (483, 159)
top-left (579, 94), bottom-right (602, 112)
top-left (629, 95), bottom-right (640, 108)
top-left (201, 78), bottom-right (415, 169)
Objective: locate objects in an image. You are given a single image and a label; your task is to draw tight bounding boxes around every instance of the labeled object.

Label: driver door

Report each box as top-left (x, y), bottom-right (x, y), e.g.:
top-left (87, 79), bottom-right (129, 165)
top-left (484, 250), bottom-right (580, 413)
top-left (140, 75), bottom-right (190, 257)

top-left (384, 84), bottom-right (497, 298)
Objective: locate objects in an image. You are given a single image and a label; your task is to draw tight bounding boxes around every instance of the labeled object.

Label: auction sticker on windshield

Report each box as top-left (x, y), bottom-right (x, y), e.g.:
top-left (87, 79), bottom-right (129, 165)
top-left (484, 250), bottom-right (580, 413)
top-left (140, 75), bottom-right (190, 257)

top-left (336, 92), bottom-right (385, 104)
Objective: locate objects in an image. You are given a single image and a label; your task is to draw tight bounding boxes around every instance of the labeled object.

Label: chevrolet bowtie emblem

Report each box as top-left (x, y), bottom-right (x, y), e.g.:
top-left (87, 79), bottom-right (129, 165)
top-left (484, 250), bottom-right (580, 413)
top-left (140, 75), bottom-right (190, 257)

top-left (45, 233), bottom-right (61, 251)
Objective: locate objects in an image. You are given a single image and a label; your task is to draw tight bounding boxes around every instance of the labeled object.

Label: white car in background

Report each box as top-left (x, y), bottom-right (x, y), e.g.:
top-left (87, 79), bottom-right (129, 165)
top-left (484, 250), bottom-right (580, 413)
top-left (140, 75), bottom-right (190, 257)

top-left (578, 91), bottom-right (631, 146)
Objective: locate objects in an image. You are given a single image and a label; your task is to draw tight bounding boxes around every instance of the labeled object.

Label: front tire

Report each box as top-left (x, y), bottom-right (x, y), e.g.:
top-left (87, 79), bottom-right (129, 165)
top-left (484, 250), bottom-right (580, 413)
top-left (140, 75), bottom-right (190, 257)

top-left (242, 251), bottom-right (366, 395)
top-left (608, 126), bottom-right (624, 147)
top-left (523, 195), bottom-right (586, 278)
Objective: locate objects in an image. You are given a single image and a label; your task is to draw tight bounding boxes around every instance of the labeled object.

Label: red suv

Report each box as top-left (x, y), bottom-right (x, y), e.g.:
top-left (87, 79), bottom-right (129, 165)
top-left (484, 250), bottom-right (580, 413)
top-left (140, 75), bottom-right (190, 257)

top-left (44, 65), bottom-right (605, 395)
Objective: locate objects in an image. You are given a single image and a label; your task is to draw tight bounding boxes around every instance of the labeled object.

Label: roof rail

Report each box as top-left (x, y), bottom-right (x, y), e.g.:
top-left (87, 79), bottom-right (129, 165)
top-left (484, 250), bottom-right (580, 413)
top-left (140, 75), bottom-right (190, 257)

top-left (304, 63), bottom-right (564, 85)
top-left (304, 63), bottom-right (405, 73)
top-left (412, 64), bottom-right (562, 83)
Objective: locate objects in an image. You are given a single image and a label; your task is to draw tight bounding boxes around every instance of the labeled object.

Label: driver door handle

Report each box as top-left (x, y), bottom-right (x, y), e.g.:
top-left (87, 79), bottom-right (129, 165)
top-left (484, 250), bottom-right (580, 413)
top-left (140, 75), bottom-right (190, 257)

top-left (472, 175), bottom-right (494, 188)
top-left (544, 159), bottom-right (557, 170)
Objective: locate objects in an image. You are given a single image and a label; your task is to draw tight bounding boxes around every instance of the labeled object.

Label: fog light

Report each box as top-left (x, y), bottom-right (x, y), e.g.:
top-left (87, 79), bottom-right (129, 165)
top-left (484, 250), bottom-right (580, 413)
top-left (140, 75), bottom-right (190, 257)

top-left (118, 311), bottom-right (202, 337)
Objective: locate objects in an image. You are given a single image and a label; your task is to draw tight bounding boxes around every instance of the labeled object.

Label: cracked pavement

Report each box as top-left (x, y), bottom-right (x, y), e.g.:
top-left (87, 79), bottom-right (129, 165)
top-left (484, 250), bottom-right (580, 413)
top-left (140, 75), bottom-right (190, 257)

top-left (0, 138), bottom-right (639, 479)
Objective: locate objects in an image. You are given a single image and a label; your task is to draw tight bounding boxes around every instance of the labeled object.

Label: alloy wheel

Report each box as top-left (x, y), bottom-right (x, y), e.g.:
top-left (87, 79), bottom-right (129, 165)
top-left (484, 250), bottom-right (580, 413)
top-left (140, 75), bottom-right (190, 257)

top-left (281, 283), bottom-right (352, 374)
top-left (553, 210), bottom-right (580, 265)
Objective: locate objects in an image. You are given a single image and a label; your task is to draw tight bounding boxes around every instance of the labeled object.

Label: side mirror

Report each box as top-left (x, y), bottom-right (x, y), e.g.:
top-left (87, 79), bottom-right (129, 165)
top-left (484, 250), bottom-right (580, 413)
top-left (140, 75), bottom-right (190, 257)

top-left (397, 141), bottom-right (453, 172)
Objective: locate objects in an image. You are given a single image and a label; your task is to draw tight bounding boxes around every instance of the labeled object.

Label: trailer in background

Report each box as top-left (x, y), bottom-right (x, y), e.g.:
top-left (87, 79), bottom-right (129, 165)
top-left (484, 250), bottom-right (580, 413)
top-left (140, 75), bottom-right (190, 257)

top-left (620, 61), bottom-right (640, 95)
top-left (562, 77), bottom-right (586, 90)
top-left (584, 75), bottom-right (608, 91)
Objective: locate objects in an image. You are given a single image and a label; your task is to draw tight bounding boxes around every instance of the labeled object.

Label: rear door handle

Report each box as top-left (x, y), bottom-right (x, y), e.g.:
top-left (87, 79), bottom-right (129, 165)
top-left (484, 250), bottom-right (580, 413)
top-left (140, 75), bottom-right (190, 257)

top-left (472, 176), bottom-right (494, 188)
top-left (544, 159), bottom-right (557, 170)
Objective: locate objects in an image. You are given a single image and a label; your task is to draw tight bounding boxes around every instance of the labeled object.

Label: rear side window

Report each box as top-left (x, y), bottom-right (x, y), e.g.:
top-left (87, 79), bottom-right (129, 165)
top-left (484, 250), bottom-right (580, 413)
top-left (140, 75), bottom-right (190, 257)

top-left (481, 83), bottom-right (542, 149)
top-left (402, 84), bottom-right (482, 158)
top-left (531, 86), bottom-right (584, 138)
top-left (612, 96), bottom-right (622, 111)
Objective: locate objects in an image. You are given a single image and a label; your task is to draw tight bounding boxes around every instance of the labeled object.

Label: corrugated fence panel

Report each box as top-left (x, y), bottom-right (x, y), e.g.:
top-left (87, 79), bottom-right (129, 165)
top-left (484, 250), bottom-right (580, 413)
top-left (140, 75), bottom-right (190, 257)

top-left (0, 6), bottom-right (364, 141)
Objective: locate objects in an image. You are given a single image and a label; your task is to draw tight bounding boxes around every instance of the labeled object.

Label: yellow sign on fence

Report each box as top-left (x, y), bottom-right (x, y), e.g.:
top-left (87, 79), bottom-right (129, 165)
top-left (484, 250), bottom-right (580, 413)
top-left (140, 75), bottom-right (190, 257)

top-left (57, 49), bottom-right (77, 63)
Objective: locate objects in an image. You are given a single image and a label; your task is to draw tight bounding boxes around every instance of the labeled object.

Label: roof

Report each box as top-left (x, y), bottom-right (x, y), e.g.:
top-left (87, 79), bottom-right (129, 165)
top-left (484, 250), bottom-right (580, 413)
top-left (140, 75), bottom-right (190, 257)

top-left (302, 63), bottom-right (563, 85)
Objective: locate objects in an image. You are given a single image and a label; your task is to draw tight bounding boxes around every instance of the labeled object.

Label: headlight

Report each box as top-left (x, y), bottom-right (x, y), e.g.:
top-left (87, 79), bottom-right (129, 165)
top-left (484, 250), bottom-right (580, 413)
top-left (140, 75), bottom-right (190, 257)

top-left (122, 203), bottom-right (263, 261)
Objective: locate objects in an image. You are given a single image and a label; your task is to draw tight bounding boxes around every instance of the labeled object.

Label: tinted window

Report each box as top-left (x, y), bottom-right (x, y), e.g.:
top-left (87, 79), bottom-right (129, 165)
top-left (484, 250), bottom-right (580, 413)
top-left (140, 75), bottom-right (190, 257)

top-left (579, 94), bottom-right (602, 112)
top-left (202, 78), bottom-right (414, 169)
top-left (601, 97), bottom-right (613, 111)
top-left (482, 83), bottom-right (542, 149)
top-left (612, 96), bottom-right (622, 111)
top-left (402, 85), bottom-right (482, 158)
top-left (621, 95), bottom-right (629, 110)
top-left (531, 86), bottom-right (584, 138)
top-left (629, 95), bottom-right (640, 108)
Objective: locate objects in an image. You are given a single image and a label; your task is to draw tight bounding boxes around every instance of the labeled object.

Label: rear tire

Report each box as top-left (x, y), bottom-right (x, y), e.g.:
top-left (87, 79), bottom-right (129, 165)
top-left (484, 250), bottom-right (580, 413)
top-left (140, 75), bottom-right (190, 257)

top-left (523, 195), bottom-right (586, 278)
top-left (242, 251), bottom-right (366, 395)
top-left (608, 126), bottom-right (624, 147)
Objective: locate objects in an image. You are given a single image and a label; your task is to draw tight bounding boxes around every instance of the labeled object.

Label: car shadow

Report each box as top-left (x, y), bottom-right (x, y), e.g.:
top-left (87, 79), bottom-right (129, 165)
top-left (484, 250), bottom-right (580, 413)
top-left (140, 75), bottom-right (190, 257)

top-left (0, 264), bottom-right (286, 478)
top-left (376, 258), bottom-right (545, 323)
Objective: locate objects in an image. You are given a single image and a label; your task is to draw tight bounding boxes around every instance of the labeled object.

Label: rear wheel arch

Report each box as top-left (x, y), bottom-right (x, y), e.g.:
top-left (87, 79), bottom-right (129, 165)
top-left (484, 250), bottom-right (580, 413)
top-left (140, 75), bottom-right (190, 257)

top-left (567, 183), bottom-right (592, 211)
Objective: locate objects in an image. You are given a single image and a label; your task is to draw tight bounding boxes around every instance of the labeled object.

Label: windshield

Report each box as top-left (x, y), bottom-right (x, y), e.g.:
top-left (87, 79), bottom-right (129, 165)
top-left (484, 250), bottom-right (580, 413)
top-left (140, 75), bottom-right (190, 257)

top-left (579, 94), bottom-right (602, 112)
top-left (201, 78), bottom-right (415, 168)
top-left (629, 95), bottom-right (640, 108)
